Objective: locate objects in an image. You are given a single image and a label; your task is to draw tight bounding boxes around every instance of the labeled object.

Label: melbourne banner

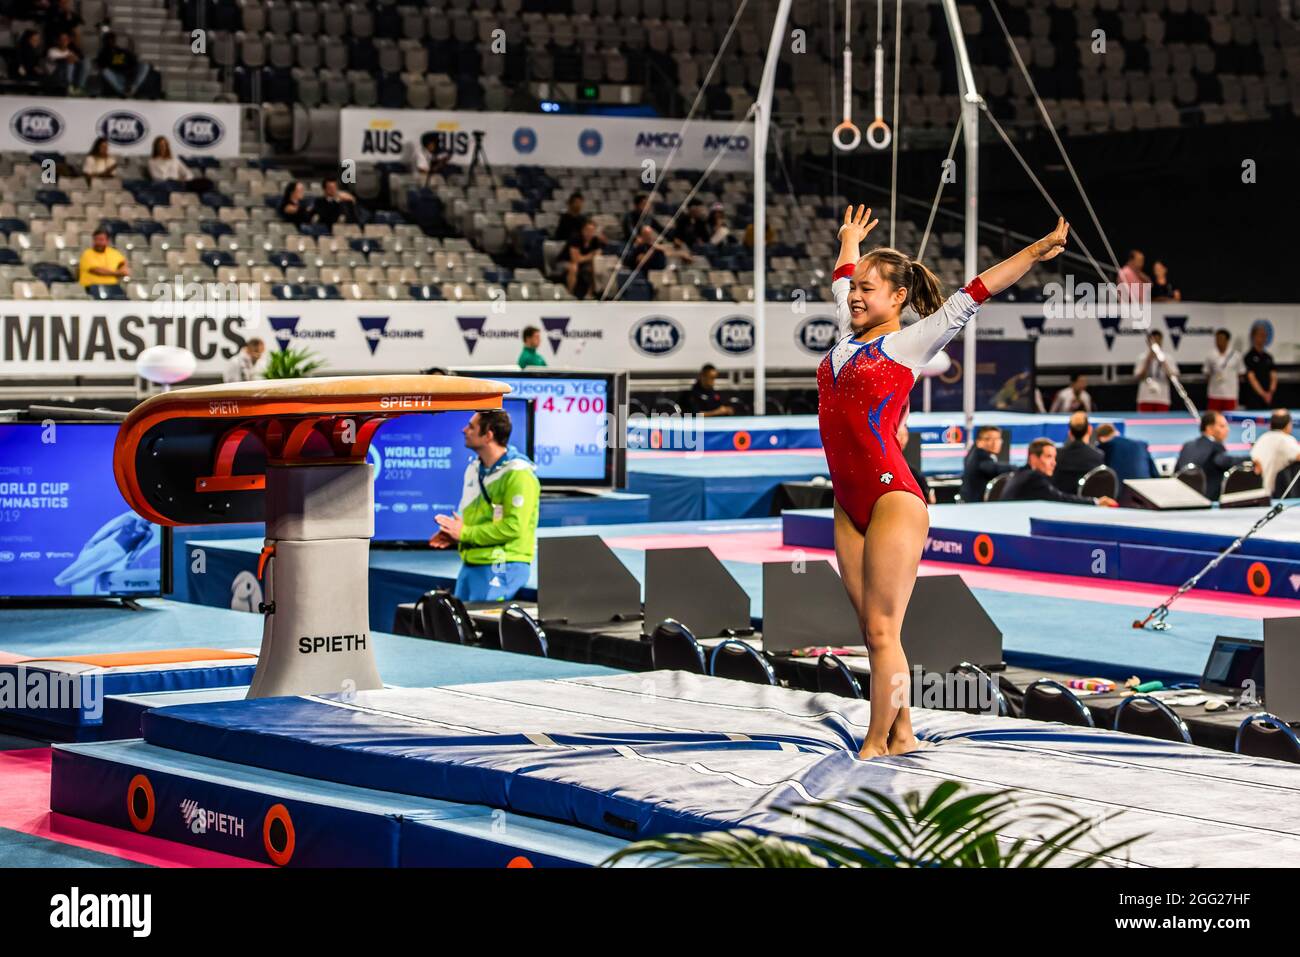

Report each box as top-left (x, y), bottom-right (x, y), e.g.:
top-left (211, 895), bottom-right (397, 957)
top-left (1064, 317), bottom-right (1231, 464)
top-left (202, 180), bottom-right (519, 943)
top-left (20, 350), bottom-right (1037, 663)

top-left (339, 108), bottom-right (755, 171)
top-left (0, 97), bottom-right (241, 157)
top-left (0, 300), bottom-right (1293, 375)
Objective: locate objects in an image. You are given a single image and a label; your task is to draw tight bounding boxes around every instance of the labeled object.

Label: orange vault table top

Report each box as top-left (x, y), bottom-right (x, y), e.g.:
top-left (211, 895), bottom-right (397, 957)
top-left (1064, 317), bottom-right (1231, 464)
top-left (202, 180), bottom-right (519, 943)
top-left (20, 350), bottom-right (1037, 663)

top-left (114, 375), bottom-right (510, 527)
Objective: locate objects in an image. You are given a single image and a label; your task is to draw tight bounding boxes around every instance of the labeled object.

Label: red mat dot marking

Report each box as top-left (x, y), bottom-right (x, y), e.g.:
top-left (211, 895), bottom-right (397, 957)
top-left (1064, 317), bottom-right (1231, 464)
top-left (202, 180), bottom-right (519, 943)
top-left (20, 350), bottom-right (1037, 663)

top-left (1247, 562), bottom-right (1270, 596)
top-left (507, 856), bottom-right (534, 868)
top-left (732, 430), bottom-right (752, 451)
top-left (127, 774), bottom-right (155, 833)
top-left (973, 534), bottom-right (994, 566)
top-left (263, 804), bottom-right (295, 866)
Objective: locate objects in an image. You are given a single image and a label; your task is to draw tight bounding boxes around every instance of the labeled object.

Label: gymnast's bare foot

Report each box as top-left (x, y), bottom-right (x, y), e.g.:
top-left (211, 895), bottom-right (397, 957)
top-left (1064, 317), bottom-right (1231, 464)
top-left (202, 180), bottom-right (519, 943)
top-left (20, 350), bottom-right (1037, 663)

top-left (887, 734), bottom-right (922, 755)
top-left (857, 740), bottom-right (890, 760)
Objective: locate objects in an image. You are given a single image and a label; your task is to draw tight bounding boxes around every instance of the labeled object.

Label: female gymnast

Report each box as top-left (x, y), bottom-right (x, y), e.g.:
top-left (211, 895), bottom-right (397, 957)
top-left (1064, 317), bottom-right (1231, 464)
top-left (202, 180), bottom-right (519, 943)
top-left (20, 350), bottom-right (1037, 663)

top-left (821, 205), bottom-right (1070, 759)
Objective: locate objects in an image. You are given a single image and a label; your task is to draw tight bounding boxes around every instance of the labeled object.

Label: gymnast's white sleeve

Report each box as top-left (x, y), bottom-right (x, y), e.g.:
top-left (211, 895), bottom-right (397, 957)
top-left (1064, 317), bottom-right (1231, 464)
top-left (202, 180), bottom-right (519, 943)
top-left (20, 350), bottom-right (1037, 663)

top-left (831, 263), bottom-right (855, 335)
top-left (884, 284), bottom-right (988, 370)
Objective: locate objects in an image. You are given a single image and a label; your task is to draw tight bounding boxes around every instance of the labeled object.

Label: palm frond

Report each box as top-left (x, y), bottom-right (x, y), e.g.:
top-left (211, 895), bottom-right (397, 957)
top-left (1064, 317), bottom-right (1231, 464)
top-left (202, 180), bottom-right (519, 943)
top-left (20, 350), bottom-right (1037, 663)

top-left (599, 780), bottom-right (1141, 869)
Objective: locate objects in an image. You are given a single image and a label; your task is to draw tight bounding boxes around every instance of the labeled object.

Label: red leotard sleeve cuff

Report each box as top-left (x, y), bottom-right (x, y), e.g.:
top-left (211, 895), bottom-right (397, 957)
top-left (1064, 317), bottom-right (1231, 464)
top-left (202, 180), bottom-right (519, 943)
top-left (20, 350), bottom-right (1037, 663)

top-left (832, 263), bottom-right (856, 281)
top-left (964, 276), bottom-right (991, 303)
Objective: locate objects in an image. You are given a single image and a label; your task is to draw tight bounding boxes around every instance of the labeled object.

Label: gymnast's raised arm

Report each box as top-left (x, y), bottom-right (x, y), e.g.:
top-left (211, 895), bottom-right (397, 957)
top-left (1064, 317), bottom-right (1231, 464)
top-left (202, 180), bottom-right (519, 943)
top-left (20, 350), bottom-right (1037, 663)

top-left (831, 205), bottom-right (879, 334)
top-left (889, 217), bottom-right (1072, 369)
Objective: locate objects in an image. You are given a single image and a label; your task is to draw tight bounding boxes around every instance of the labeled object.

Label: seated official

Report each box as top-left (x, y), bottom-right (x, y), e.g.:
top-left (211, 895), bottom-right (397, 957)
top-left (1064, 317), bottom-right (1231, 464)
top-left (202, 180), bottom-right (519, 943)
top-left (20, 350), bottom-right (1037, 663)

top-left (1095, 423), bottom-right (1158, 482)
top-left (1252, 410), bottom-right (1300, 497)
top-left (1174, 410), bottom-right (1248, 501)
top-left (430, 410), bottom-right (540, 602)
top-left (684, 363), bottom-right (734, 416)
top-left (1003, 438), bottom-right (1117, 507)
top-left (960, 426), bottom-right (1015, 502)
top-left (1052, 411), bottom-right (1105, 495)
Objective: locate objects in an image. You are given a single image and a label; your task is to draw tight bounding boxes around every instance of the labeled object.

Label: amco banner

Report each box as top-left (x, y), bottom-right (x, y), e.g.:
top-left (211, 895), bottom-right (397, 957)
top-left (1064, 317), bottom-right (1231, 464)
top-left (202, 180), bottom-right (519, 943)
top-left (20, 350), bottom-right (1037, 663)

top-left (340, 108), bottom-right (754, 171)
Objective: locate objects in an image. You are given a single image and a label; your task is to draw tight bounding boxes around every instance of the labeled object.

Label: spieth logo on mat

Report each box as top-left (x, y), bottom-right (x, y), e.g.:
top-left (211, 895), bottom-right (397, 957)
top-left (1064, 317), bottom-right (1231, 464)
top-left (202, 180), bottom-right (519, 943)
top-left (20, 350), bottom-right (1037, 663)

top-left (181, 799), bottom-right (246, 837)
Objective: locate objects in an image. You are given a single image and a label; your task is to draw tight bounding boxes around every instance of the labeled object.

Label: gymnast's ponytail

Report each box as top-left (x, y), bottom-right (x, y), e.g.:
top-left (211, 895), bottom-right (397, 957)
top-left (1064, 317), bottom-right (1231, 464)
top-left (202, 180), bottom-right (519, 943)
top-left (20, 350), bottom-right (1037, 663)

top-left (858, 247), bottom-right (946, 318)
top-left (905, 259), bottom-right (945, 318)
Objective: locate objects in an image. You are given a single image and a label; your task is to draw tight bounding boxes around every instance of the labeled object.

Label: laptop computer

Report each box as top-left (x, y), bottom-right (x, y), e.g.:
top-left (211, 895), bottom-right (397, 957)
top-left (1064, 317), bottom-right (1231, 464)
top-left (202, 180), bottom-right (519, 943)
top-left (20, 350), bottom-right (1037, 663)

top-left (1199, 635), bottom-right (1264, 701)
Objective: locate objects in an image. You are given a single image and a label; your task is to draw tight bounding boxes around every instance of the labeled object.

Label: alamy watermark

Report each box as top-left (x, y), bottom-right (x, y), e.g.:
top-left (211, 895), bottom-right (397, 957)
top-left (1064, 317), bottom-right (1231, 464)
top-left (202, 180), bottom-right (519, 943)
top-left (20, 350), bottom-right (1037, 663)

top-left (1043, 275), bottom-right (1152, 330)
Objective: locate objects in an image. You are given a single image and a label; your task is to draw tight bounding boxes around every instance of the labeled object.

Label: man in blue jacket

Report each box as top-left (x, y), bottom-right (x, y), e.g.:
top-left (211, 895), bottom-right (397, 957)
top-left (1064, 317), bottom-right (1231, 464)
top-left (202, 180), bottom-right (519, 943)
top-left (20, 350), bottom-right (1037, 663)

top-left (1095, 423), bottom-right (1159, 482)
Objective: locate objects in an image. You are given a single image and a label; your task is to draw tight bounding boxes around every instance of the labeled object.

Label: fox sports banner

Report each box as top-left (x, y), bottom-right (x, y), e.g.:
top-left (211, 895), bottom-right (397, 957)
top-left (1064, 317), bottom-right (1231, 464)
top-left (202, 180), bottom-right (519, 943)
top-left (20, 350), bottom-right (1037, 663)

top-left (340, 108), bottom-right (754, 171)
top-left (0, 97), bottom-right (241, 156)
top-left (0, 300), bottom-right (1293, 376)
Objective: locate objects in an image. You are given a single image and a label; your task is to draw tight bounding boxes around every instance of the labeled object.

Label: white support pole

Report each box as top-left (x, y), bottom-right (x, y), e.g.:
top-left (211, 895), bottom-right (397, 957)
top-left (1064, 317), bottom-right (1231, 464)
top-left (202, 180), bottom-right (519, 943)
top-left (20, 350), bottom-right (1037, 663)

top-left (939, 0), bottom-right (980, 444)
top-left (753, 0), bottom-right (794, 417)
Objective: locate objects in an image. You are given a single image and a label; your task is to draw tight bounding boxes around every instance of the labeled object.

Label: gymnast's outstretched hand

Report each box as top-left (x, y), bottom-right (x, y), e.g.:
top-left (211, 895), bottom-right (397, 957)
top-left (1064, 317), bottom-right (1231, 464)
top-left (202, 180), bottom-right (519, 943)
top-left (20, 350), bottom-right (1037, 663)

top-left (837, 204), bottom-right (879, 245)
top-left (1030, 216), bottom-right (1070, 261)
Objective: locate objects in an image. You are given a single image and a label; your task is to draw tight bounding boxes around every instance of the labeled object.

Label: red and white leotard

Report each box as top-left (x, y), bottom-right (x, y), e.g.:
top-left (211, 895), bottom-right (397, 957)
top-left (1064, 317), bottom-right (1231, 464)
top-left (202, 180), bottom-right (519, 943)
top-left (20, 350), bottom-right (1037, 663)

top-left (817, 263), bottom-right (991, 530)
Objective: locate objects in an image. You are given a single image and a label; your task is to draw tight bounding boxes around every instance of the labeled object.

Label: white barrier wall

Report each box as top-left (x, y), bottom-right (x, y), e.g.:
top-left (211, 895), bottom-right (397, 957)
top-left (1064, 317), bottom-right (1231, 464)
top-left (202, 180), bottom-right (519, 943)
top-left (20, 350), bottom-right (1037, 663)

top-left (0, 300), bottom-right (1294, 375)
top-left (0, 97), bottom-right (241, 157)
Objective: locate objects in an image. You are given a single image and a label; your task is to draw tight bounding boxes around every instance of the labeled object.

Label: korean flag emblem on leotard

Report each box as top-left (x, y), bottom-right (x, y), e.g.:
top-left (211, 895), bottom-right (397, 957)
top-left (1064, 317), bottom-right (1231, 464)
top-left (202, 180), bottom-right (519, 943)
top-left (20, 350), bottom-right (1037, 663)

top-left (880, 471), bottom-right (893, 485)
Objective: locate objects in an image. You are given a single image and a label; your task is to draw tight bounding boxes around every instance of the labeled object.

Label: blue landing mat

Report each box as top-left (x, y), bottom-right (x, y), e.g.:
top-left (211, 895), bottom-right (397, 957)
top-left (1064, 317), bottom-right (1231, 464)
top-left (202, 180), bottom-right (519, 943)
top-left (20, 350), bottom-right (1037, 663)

top-left (1, 601), bottom-right (619, 740)
top-left (1034, 506), bottom-right (1300, 563)
top-left (52, 738), bottom-right (633, 867)
top-left (137, 673), bottom-right (1300, 867)
top-left (628, 452), bottom-right (830, 521)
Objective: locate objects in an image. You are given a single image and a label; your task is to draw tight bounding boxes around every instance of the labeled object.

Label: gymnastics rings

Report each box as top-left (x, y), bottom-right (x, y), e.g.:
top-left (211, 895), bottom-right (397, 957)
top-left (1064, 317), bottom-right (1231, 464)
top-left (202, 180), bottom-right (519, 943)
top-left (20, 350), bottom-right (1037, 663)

top-left (833, 45), bottom-right (861, 152)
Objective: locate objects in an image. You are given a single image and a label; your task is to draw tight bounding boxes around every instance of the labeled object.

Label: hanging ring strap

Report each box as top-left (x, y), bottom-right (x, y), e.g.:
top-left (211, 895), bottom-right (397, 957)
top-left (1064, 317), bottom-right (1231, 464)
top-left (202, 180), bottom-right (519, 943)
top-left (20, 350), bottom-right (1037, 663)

top-left (832, 43), bottom-right (861, 150)
top-left (865, 40), bottom-right (892, 149)
top-left (832, 0), bottom-right (860, 151)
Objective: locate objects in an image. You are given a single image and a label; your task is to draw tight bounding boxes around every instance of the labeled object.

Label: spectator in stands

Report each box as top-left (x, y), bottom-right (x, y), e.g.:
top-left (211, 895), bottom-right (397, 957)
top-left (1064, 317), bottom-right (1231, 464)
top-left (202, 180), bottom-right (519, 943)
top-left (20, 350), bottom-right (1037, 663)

top-left (960, 426), bottom-right (1014, 502)
top-left (45, 31), bottom-right (86, 92)
top-left (413, 132), bottom-right (452, 183)
top-left (621, 193), bottom-right (660, 240)
top-left (44, 0), bottom-right (84, 50)
top-left (1048, 372), bottom-right (1093, 413)
top-left (517, 326), bottom-right (546, 369)
top-left (743, 221), bottom-right (776, 248)
top-left (81, 136), bottom-right (117, 183)
top-left (278, 181), bottom-right (311, 226)
top-left (1095, 423), bottom-right (1159, 482)
top-left (553, 192), bottom-right (591, 245)
top-left (1243, 321), bottom-right (1277, 409)
top-left (222, 338), bottom-right (266, 383)
top-left (707, 205), bottom-right (732, 245)
top-left (897, 421), bottom-right (933, 504)
top-left (1134, 330), bottom-right (1177, 411)
top-left (1118, 248), bottom-right (1149, 289)
top-left (1175, 410), bottom-right (1246, 501)
top-left (147, 136), bottom-right (212, 193)
top-left (1251, 410), bottom-right (1300, 498)
top-left (1150, 261), bottom-right (1181, 302)
top-left (670, 199), bottom-right (710, 248)
top-left (626, 225), bottom-right (668, 273)
top-left (1203, 328), bottom-right (1244, 412)
top-left (1052, 411), bottom-right (1105, 494)
top-left (1002, 438), bottom-right (1117, 507)
top-left (312, 178), bottom-right (359, 227)
top-left (78, 227), bottom-right (128, 287)
top-left (96, 31), bottom-right (149, 98)
top-left (685, 364), bottom-right (734, 417)
top-left (13, 29), bottom-right (50, 84)
top-left (558, 217), bottom-right (602, 300)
